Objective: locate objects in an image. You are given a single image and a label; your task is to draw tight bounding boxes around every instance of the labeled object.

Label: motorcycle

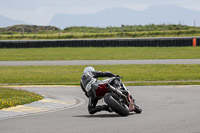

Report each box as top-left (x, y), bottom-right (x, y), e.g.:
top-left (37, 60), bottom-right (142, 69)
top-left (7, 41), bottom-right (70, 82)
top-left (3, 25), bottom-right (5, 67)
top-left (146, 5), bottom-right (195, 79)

top-left (94, 76), bottom-right (142, 116)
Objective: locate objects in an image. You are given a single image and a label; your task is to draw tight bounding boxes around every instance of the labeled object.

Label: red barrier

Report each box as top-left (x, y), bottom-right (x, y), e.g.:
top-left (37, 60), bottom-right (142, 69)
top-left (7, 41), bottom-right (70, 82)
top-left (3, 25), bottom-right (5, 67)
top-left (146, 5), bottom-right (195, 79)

top-left (193, 38), bottom-right (197, 47)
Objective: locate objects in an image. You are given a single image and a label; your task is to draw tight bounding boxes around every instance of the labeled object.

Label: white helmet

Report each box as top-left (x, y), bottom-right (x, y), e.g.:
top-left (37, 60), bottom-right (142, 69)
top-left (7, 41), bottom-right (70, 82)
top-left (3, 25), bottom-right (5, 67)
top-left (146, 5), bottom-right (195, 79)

top-left (84, 66), bottom-right (95, 73)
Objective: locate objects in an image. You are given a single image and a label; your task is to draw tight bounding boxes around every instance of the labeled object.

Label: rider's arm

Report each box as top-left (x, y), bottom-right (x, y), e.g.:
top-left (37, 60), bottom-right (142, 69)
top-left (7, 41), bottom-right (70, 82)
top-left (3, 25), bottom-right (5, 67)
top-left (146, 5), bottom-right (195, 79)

top-left (91, 71), bottom-right (117, 78)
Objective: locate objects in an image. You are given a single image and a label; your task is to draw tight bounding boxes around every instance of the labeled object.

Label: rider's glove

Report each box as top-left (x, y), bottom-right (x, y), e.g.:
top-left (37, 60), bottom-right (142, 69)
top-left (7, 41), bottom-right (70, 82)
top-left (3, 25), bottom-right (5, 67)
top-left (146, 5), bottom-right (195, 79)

top-left (115, 75), bottom-right (120, 77)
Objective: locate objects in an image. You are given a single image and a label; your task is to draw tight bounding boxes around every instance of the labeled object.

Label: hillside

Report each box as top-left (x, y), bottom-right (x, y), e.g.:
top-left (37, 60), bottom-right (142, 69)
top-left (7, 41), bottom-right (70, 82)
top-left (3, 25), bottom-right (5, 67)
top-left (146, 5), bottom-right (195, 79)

top-left (0, 25), bottom-right (59, 33)
top-left (49, 5), bottom-right (200, 29)
top-left (0, 15), bottom-right (27, 27)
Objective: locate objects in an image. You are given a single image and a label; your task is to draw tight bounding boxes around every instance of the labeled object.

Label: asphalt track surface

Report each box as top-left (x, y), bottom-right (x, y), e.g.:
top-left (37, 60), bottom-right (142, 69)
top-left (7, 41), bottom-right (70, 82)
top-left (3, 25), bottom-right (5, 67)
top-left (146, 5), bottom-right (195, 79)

top-left (0, 86), bottom-right (200, 133)
top-left (0, 59), bottom-right (200, 66)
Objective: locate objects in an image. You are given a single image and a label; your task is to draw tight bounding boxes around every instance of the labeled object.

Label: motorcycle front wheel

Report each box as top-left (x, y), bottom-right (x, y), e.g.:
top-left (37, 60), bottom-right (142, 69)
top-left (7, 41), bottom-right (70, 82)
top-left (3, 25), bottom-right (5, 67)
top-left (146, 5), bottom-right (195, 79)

top-left (134, 104), bottom-right (142, 114)
top-left (104, 93), bottom-right (129, 116)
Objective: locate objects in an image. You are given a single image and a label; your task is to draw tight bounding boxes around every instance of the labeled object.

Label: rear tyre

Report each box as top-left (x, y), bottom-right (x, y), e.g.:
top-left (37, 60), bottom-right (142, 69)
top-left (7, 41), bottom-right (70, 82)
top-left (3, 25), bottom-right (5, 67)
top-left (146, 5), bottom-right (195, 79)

top-left (134, 104), bottom-right (142, 114)
top-left (104, 93), bottom-right (129, 116)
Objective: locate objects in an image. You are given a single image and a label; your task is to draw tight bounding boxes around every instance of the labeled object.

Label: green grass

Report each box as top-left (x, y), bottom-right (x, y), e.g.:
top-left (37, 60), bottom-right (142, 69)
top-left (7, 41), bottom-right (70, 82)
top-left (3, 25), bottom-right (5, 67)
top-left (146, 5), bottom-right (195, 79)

top-left (0, 87), bottom-right (43, 109)
top-left (65, 24), bottom-right (200, 32)
top-left (0, 65), bottom-right (200, 86)
top-left (1, 24), bottom-right (200, 40)
top-left (0, 47), bottom-right (200, 61)
top-left (0, 30), bottom-right (200, 40)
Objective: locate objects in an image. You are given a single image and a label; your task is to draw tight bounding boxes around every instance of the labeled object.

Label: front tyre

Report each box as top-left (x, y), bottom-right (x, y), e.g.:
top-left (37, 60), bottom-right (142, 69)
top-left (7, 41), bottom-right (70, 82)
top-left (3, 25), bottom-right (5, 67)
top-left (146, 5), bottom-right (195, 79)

top-left (104, 93), bottom-right (129, 116)
top-left (134, 104), bottom-right (142, 114)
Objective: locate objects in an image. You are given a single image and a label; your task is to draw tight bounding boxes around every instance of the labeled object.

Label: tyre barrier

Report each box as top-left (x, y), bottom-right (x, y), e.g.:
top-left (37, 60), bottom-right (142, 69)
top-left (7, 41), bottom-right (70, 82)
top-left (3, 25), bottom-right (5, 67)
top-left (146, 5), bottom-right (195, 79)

top-left (0, 37), bottom-right (199, 48)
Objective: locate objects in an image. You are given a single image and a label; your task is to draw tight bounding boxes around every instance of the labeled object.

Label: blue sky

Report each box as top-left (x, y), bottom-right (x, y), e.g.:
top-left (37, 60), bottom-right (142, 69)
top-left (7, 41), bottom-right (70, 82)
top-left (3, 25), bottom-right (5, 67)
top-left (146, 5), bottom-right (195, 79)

top-left (0, 0), bottom-right (199, 25)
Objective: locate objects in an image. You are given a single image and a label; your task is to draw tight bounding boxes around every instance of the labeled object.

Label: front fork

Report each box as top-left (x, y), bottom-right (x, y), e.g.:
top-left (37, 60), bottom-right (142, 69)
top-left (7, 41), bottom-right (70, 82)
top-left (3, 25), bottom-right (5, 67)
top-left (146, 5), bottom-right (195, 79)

top-left (128, 93), bottom-right (135, 112)
top-left (108, 84), bottom-right (136, 111)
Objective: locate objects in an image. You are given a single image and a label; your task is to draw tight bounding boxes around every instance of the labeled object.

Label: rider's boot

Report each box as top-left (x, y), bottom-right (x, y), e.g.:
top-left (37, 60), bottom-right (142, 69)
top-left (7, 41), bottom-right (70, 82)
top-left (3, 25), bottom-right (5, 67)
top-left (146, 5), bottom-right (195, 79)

top-left (88, 105), bottom-right (112, 114)
top-left (87, 87), bottom-right (112, 114)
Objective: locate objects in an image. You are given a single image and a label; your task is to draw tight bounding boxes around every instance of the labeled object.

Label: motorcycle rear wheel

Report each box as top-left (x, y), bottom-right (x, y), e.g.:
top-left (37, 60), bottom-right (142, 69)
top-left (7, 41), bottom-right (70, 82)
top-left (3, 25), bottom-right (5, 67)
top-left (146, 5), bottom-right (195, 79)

top-left (104, 93), bottom-right (129, 116)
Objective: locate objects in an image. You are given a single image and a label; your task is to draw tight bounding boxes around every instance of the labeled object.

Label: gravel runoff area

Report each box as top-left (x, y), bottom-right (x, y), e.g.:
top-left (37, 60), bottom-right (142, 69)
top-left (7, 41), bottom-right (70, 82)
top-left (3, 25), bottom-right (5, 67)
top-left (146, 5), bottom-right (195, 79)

top-left (0, 59), bottom-right (200, 66)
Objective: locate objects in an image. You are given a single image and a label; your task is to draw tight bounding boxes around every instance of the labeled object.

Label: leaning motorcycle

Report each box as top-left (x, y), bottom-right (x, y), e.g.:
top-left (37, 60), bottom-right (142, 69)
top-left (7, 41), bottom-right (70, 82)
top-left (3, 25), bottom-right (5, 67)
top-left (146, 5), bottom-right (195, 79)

top-left (94, 77), bottom-right (142, 116)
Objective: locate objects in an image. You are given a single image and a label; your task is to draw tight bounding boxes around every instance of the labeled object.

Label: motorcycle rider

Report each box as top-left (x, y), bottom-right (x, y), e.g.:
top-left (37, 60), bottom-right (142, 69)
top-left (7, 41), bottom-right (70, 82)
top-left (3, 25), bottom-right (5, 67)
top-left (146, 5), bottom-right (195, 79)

top-left (80, 66), bottom-right (119, 114)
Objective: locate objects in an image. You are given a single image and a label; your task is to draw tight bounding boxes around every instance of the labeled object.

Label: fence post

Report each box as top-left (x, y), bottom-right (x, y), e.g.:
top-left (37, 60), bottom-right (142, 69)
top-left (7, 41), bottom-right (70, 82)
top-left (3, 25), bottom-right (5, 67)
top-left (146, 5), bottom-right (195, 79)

top-left (179, 22), bottom-right (182, 30)
top-left (164, 23), bottom-right (166, 33)
top-left (121, 25), bottom-right (124, 33)
top-left (180, 22), bottom-right (182, 37)
top-left (11, 31), bottom-right (13, 38)
top-left (58, 27), bottom-right (61, 38)
top-left (148, 24), bottom-right (151, 36)
top-left (34, 28), bottom-right (36, 38)
top-left (47, 27), bottom-right (49, 38)
top-left (96, 26), bottom-right (99, 34)
top-left (71, 27), bottom-right (73, 36)
top-left (84, 27), bottom-right (86, 36)
top-left (134, 25), bottom-right (136, 36)
top-left (121, 24), bottom-right (124, 37)
top-left (193, 21), bottom-right (196, 36)
top-left (22, 28), bottom-right (24, 37)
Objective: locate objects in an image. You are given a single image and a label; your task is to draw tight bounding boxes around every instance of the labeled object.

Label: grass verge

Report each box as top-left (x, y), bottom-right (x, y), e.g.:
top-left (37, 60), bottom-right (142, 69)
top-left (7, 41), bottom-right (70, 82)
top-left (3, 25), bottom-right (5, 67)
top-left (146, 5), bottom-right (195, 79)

top-left (0, 64), bottom-right (199, 86)
top-left (0, 87), bottom-right (43, 109)
top-left (0, 47), bottom-right (200, 61)
top-left (0, 29), bottom-right (200, 40)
